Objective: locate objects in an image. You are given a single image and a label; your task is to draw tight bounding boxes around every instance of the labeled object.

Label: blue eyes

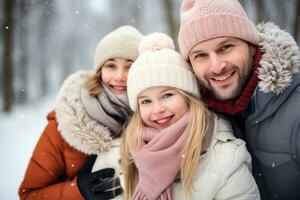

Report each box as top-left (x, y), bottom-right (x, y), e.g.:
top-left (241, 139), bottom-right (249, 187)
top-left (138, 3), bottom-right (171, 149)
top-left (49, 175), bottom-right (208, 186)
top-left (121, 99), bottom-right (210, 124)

top-left (139, 93), bottom-right (174, 105)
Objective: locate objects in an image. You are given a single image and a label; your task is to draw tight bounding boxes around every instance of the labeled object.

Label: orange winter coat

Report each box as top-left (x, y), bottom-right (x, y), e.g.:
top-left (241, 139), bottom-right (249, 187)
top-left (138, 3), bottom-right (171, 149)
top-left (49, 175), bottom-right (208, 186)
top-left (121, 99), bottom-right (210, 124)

top-left (19, 71), bottom-right (117, 200)
top-left (19, 112), bottom-right (87, 200)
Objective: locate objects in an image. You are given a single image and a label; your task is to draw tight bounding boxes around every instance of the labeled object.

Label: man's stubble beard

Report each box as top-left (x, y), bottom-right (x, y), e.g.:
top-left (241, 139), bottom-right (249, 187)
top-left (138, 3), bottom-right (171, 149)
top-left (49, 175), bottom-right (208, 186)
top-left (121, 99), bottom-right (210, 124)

top-left (199, 58), bottom-right (254, 102)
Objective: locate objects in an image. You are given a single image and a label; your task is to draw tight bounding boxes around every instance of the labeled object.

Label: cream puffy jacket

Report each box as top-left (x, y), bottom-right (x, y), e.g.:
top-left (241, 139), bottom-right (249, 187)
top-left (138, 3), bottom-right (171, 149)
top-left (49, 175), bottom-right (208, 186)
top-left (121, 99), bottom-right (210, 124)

top-left (173, 114), bottom-right (260, 200)
top-left (92, 114), bottom-right (260, 200)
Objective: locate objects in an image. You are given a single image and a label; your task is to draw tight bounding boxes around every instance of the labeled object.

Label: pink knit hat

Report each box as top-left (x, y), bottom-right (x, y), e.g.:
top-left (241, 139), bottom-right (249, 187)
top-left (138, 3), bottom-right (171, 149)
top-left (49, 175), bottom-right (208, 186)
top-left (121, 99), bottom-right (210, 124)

top-left (178, 0), bottom-right (259, 59)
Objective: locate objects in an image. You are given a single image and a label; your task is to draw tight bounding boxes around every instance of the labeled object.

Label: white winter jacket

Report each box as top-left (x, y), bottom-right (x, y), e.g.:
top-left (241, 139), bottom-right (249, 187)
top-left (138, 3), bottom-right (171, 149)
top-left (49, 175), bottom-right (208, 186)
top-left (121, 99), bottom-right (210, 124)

top-left (173, 114), bottom-right (260, 200)
top-left (92, 114), bottom-right (260, 200)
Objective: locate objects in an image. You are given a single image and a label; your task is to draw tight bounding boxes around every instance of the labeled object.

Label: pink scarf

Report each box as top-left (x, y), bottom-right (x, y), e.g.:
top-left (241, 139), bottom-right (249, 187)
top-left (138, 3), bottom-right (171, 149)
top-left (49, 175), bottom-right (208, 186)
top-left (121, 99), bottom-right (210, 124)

top-left (131, 113), bottom-right (190, 200)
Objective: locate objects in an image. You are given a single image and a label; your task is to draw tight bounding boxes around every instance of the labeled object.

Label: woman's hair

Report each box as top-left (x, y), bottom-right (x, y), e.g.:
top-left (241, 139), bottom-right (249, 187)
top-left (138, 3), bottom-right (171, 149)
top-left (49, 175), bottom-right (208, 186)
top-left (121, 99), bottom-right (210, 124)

top-left (120, 88), bottom-right (214, 199)
top-left (85, 68), bottom-right (102, 97)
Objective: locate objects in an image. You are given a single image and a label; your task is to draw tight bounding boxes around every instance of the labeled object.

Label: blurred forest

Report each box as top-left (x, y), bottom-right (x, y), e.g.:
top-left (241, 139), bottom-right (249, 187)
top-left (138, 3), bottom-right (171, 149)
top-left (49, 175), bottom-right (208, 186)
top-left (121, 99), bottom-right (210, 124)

top-left (1, 0), bottom-right (300, 113)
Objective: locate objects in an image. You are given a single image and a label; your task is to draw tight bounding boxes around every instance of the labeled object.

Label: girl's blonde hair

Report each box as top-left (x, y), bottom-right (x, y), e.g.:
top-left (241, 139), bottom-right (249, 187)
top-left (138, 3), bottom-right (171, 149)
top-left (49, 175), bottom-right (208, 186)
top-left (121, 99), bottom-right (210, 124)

top-left (85, 68), bottom-right (103, 97)
top-left (120, 88), bottom-right (214, 199)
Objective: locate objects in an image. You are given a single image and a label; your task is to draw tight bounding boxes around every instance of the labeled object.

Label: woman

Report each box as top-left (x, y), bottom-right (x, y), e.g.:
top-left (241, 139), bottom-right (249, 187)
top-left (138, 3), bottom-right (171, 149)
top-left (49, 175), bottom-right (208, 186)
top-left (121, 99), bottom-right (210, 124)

top-left (19, 25), bottom-right (142, 200)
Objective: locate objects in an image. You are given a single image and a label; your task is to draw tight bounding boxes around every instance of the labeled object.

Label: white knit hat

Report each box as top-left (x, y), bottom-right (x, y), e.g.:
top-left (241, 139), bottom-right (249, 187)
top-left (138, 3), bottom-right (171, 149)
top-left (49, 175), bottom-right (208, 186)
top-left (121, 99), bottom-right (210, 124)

top-left (127, 33), bottom-right (200, 111)
top-left (93, 25), bottom-right (143, 71)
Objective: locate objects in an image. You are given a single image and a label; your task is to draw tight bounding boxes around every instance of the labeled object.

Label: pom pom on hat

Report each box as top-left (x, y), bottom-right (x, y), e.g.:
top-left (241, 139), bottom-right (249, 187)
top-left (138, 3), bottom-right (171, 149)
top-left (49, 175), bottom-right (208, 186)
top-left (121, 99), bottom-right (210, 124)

top-left (127, 32), bottom-right (200, 111)
top-left (138, 33), bottom-right (175, 53)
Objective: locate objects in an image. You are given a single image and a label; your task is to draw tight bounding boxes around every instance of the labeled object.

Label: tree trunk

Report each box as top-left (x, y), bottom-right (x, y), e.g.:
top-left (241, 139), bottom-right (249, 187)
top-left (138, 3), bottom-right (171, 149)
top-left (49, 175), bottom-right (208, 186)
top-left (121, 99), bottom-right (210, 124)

top-left (293, 0), bottom-right (300, 42)
top-left (163, 0), bottom-right (178, 47)
top-left (3, 0), bottom-right (14, 112)
top-left (17, 0), bottom-right (29, 104)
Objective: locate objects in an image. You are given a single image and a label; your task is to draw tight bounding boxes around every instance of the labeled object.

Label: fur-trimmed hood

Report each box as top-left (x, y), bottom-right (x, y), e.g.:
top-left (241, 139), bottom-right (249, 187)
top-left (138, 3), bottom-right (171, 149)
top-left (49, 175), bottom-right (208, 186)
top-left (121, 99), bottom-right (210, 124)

top-left (257, 22), bottom-right (300, 94)
top-left (247, 22), bottom-right (300, 122)
top-left (55, 71), bottom-right (113, 155)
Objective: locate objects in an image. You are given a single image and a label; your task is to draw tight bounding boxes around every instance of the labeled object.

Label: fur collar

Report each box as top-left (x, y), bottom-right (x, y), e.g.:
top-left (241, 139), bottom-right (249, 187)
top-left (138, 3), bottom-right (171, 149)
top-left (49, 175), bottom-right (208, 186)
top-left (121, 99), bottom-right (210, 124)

top-left (55, 71), bottom-right (113, 155)
top-left (257, 22), bottom-right (300, 94)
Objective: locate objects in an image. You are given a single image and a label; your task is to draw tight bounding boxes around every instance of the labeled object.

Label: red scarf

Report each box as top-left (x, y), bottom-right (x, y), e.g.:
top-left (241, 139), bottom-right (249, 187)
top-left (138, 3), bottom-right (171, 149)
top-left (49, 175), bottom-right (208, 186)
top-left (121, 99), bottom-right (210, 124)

top-left (204, 48), bottom-right (261, 115)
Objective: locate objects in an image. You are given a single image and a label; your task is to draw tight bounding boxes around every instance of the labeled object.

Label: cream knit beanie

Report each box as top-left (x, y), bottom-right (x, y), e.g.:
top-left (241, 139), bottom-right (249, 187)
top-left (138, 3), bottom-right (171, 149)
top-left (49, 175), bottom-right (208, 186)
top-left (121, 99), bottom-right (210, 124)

top-left (127, 33), bottom-right (200, 111)
top-left (94, 25), bottom-right (143, 71)
top-left (178, 0), bottom-right (259, 59)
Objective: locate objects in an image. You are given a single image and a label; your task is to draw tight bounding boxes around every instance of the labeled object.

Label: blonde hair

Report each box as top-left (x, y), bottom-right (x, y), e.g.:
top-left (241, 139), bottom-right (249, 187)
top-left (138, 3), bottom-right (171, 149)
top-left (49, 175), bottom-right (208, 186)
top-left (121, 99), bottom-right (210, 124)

top-left (85, 68), bottom-right (103, 97)
top-left (120, 89), bottom-right (214, 199)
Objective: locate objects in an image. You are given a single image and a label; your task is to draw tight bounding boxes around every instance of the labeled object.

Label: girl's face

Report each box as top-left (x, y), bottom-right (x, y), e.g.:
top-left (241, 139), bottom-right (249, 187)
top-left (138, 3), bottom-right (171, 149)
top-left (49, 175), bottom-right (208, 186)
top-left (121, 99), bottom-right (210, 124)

top-left (138, 86), bottom-right (189, 131)
top-left (101, 58), bottom-right (133, 94)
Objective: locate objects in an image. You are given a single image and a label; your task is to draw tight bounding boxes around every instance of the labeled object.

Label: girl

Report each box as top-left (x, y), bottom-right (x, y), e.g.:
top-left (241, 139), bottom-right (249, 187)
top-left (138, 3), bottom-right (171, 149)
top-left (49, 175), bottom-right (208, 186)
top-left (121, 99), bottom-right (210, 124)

top-left (121, 33), bottom-right (260, 200)
top-left (19, 25), bottom-right (142, 200)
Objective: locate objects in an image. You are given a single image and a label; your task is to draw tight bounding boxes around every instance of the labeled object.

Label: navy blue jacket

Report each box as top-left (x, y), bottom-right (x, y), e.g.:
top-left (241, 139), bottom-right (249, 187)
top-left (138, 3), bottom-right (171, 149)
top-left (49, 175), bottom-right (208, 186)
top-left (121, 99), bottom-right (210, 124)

top-left (225, 22), bottom-right (300, 200)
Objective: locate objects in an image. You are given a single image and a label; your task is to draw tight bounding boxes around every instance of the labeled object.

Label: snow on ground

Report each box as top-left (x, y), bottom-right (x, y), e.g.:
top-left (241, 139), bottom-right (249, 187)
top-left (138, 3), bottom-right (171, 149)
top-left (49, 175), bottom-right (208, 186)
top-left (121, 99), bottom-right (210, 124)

top-left (0, 96), bottom-right (55, 199)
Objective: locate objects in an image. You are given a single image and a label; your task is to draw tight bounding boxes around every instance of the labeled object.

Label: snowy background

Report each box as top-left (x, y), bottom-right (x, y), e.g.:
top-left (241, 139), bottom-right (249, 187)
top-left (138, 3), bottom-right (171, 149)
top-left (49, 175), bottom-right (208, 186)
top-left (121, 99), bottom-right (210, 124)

top-left (1, 0), bottom-right (299, 199)
top-left (0, 95), bottom-right (54, 199)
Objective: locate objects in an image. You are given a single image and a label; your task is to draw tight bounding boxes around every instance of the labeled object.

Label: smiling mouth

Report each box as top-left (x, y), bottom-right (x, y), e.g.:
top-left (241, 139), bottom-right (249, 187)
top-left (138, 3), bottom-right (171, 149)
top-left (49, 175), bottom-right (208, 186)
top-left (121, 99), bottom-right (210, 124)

top-left (211, 71), bottom-right (235, 83)
top-left (110, 85), bottom-right (127, 91)
top-left (154, 115), bottom-right (173, 126)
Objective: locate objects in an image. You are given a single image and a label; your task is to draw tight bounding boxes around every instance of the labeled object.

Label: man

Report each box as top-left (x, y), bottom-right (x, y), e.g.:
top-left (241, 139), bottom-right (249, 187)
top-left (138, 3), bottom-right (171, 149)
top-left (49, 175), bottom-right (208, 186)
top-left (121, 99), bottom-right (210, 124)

top-left (178, 0), bottom-right (300, 199)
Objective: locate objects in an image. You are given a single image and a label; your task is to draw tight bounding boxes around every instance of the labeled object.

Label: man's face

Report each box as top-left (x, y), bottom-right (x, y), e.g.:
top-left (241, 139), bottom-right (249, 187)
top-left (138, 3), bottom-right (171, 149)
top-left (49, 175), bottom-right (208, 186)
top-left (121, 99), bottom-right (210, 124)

top-left (189, 37), bottom-right (255, 101)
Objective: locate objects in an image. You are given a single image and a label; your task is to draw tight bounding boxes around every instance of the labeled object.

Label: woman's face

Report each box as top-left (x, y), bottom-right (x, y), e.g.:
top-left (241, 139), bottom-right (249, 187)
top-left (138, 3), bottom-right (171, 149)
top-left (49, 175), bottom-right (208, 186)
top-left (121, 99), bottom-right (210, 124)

top-left (101, 58), bottom-right (133, 94)
top-left (137, 86), bottom-right (189, 131)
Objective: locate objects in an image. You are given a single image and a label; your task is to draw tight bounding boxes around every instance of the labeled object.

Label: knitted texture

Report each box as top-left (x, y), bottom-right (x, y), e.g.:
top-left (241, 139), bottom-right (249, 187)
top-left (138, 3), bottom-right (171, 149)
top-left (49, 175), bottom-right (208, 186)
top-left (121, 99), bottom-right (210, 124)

top-left (93, 25), bottom-right (143, 71)
top-left (132, 113), bottom-right (190, 200)
top-left (178, 0), bottom-right (259, 59)
top-left (127, 33), bottom-right (200, 111)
